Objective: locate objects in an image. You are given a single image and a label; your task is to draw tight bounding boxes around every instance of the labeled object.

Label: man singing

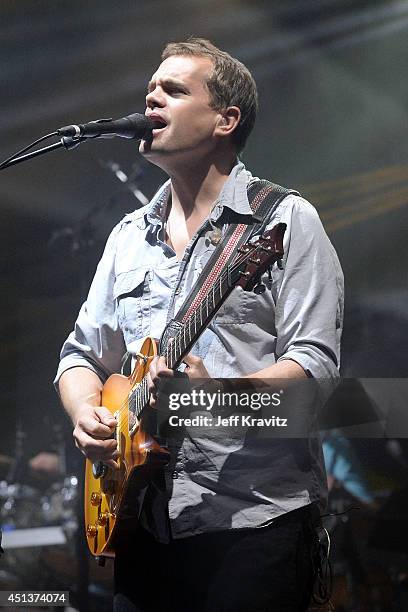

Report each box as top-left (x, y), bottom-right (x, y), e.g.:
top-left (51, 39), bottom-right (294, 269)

top-left (56, 38), bottom-right (343, 611)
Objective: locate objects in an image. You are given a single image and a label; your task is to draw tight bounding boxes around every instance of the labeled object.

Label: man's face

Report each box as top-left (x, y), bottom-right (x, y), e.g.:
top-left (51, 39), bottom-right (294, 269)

top-left (139, 55), bottom-right (223, 166)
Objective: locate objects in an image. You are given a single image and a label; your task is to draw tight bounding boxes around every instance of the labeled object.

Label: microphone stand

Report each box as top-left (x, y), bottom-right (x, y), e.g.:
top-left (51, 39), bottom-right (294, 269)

top-left (5, 138), bottom-right (83, 168)
top-left (48, 159), bottom-right (149, 259)
top-left (0, 135), bottom-right (86, 171)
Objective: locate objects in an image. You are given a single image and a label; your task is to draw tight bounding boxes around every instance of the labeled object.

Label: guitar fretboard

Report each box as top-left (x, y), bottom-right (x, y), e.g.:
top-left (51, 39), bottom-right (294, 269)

top-left (164, 267), bottom-right (235, 369)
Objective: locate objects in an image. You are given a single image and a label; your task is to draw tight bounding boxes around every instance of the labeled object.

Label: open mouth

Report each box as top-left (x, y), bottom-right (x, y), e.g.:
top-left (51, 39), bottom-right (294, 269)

top-left (151, 120), bottom-right (167, 131)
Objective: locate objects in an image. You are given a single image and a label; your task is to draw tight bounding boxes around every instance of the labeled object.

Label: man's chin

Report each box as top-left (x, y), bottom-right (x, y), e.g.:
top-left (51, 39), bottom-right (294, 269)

top-left (139, 139), bottom-right (172, 161)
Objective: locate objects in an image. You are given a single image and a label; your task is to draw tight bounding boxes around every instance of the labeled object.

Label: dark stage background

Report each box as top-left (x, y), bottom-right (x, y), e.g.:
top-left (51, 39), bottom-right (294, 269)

top-left (1, 1), bottom-right (408, 610)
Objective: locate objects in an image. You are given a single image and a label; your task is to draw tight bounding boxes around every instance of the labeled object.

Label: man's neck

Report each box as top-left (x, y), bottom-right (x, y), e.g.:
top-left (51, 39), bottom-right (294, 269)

top-left (168, 155), bottom-right (236, 220)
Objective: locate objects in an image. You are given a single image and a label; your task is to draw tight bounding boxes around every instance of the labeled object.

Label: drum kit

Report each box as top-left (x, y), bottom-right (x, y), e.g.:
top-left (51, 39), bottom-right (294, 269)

top-left (0, 452), bottom-right (113, 610)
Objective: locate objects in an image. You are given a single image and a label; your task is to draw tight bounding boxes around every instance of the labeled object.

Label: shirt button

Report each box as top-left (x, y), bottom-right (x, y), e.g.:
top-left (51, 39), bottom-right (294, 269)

top-left (171, 471), bottom-right (179, 479)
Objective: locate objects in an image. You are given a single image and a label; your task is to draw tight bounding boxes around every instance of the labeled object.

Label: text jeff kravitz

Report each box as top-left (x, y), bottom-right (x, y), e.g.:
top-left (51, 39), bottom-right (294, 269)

top-left (168, 414), bottom-right (288, 427)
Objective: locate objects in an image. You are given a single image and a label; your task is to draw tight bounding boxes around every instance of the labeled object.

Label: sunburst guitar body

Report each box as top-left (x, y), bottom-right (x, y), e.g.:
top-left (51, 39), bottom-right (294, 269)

top-left (84, 336), bottom-right (170, 557)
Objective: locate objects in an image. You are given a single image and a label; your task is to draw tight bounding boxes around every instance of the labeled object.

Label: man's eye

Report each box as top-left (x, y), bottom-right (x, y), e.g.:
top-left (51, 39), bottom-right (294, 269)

top-left (169, 87), bottom-right (188, 95)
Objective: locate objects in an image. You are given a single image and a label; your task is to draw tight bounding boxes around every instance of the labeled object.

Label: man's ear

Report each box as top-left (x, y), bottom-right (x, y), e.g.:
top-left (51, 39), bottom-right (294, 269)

top-left (215, 106), bottom-right (241, 138)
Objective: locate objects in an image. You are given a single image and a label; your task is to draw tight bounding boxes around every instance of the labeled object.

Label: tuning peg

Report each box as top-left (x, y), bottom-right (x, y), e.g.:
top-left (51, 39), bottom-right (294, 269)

top-left (277, 259), bottom-right (283, 270)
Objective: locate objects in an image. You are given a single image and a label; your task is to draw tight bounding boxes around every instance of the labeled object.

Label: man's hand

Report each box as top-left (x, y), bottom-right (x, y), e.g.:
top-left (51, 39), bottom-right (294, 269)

top-left (182, 354), bottom-right (210, 379)
top-left (147, 356), bottom-right (174, 407)
top-left (147, 354), bottom-right (210, 406)
top-left (73, 404), bottom-right (119, 470)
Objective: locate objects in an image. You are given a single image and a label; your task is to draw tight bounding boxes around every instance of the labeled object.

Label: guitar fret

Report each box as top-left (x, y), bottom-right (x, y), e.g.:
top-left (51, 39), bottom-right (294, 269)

top-left (138, 380), bottom-right (145, 417)
top-left (177, 332), bottom-right (181, 361)
top-left (172, 338), bottom-right (176, 368)
top-left (187, 318), bottom-right (192, 349)
top-left (169, 343), bottom-right (174, 370)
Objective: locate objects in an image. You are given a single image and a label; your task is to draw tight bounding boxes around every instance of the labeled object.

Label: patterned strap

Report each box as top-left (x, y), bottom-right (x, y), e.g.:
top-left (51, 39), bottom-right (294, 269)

top-left (159, 180), bottom-right (299, 351)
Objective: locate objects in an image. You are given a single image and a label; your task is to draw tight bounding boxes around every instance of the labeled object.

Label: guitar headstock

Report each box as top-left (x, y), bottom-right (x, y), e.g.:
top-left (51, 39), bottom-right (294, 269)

top-left (235, 222), bottom-right (286, 291)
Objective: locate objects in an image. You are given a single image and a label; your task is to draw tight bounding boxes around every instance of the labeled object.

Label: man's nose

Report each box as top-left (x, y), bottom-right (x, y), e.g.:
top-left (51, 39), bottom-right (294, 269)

top-left (146, 88), bottom-right (165, 109)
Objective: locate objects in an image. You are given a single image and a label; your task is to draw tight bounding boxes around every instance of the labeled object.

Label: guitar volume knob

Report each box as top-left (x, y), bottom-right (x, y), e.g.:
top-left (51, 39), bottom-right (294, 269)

top-left (90, 492), bottom-right (102, 506)
top-left (87, 524), bottom-right (98, 538)
top-left (98, 512), bottom-right (110, 526)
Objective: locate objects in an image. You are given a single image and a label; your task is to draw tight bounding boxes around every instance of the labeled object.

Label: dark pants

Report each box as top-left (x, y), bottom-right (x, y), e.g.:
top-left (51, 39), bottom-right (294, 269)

top-left (114, 507), bottom-right (317, 612)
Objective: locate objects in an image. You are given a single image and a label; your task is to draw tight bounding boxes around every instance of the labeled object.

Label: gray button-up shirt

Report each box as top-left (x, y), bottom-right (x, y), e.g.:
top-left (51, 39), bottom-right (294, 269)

top-left (56, 161), bottom-right (344, 541)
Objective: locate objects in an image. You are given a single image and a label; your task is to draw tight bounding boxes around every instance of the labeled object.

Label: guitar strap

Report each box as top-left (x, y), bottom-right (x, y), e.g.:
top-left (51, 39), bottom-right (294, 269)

top-left (159, 179), bottom-right (299, 354)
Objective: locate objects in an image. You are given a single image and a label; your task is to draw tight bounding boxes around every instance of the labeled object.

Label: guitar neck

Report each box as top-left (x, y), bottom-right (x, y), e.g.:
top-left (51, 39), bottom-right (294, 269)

top-left (163, 266), bottom-right (235, 369)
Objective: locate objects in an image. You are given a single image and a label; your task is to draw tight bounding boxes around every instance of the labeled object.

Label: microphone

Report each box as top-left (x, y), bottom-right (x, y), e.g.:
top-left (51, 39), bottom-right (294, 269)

top-left (57, 113), bottom-right (153, 140)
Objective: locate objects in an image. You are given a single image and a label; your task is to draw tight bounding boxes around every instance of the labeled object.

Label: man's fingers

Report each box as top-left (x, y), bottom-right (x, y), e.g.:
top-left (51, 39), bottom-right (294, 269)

top-left (77, 409), bottom-right (116, 439)
top-left (94, 406), bottom-right (117, 427)
top-left (183, 354), bottom-right (201, 367)
top-left (147, 356), bottom-right (174, 406)
top-left (105, 459), bottom-right (120, 471)
top-left (74, 429), bottom-right (118, 460)
top-left (74, 430), bottom-right (117, 454)
top-left (181, 353), bottom-right (210, 379)
top-left (149, 356), bottom-right (174, 385)
top-left (72, 404), bottom-right (121, 467)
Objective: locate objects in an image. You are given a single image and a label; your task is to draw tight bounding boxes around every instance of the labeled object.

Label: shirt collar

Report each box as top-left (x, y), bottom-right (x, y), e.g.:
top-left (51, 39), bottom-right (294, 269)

top-left (144, 160), bottom-right (254, 228)
top-left (145, 180), bottom-right (171, 227)
top-left (210, 160), bottom-right (254, 220)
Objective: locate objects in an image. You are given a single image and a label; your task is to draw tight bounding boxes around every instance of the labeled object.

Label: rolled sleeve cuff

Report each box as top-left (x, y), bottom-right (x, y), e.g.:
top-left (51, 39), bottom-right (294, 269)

top-left (54, 354), bottom-right (109, 394)
top-left (277, 345), bottom-right (340, 380)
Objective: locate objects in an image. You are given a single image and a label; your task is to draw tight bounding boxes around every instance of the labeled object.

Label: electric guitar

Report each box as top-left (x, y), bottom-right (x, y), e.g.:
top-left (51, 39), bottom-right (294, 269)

top-left (84, 223), bottom-right (286, 557)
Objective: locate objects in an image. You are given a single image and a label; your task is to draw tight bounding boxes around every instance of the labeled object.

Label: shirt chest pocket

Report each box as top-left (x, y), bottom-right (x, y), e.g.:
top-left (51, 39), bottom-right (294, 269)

top-left (113, 268), bottom-right (151, 342)
top-left (213, 286), bottom-right (260, 324)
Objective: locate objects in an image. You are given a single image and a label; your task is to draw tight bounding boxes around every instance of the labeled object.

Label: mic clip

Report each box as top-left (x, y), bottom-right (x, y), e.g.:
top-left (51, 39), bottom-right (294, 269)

top-left (61, 135), bottom-right (86, 150)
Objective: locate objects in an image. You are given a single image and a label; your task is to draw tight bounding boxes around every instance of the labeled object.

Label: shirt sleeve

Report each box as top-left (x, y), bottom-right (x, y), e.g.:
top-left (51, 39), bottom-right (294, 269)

top-left (274, 196), bottom-right (344, 380)
top-left (54, 223), bottom-right (127, 390)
